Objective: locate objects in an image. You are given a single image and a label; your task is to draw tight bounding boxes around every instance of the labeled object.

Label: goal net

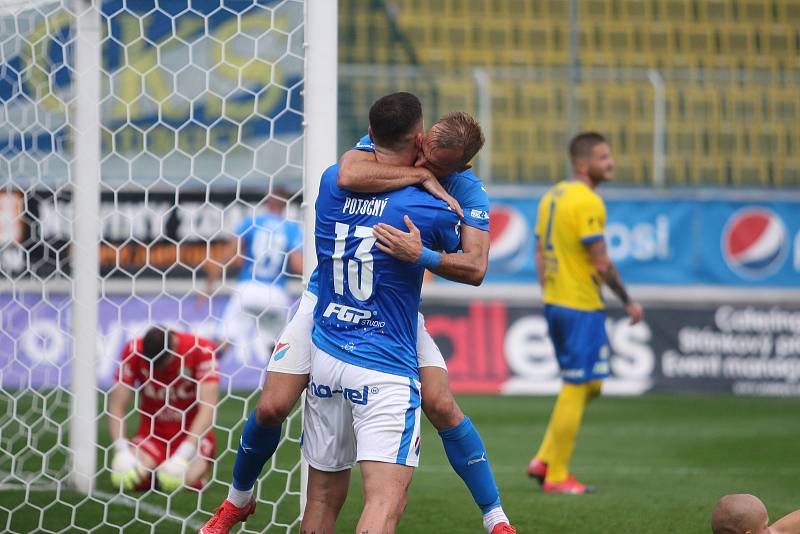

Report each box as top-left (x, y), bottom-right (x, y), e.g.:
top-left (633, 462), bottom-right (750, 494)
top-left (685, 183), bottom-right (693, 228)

top-left (0, 0), bottom-right (332, 532)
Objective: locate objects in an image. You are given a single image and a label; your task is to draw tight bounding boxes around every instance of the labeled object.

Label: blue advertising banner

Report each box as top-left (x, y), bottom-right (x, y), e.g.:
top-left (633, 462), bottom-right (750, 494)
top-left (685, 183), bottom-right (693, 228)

top-left (485, 194), bottom-right (800, 287)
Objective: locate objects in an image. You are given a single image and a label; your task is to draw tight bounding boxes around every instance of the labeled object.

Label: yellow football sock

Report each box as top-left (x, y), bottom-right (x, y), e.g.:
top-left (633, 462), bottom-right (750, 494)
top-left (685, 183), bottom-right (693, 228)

top-left (587, 379), bottom-right (603, 402)
top-left (534, 423), bottom-right (555, 465)
top-left (542, 382), bottom-right (590, 484)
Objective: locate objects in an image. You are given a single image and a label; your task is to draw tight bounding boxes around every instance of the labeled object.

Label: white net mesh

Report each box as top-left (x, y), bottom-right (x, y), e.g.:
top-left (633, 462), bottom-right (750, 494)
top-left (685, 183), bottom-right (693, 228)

top-left (0, 1), bottom-right (307, 531)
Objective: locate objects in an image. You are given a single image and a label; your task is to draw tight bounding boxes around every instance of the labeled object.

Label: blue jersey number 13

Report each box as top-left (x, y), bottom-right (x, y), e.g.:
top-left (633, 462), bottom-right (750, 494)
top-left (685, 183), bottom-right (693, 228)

top-left (333, 222), bottom-right (376, 301)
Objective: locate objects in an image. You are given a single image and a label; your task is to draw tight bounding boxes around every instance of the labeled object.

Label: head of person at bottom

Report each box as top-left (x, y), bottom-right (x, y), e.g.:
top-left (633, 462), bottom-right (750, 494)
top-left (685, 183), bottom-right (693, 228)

top-left (140, 326), bottom-right (175, 369)
top-left (367, 91), bottom-right (424, 165)
top-left (569, 131), bottom-right (615, 186)
top-left (712, 494), bottom-right (770, 534)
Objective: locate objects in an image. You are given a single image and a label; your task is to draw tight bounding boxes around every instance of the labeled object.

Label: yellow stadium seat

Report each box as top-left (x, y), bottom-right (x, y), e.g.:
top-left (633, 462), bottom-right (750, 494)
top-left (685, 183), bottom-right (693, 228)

top-left (768, 86), bottom-right (799, 124)
top-left (662, 0), bottom-right (691, 22)
top-left (731, 156), bottom-right (771, 185)
top-left (775, 0), bottom-right (800, 23)
top-left (739, 1), bottom-right (769, 22)
top-left (621, 0), bottom-right (656, 21)
top-left (776, 158), bottom-right (800, 187)
top-left (580, 0), bottom-right (613, 20)
top-left (761, 24), bottom-right (796, 57)
top-left (691, 156), bottom-right (727, 185)
top-left (697, 0), bottom-right (733, 22)
top-left (718, 23), bottom-right (756, 58)
top-left (681, 26), bottom-right (715, 67)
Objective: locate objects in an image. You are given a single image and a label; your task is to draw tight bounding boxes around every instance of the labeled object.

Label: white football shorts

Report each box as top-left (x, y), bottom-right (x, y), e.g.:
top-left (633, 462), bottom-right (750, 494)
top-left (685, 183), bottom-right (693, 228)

top-left (217, 281), bottom-right (291, 363)
top-left (301, 347), bottom-right (422, 472)
top-left (268, 291), bottom-right (446, 375)
top-left (416, 312), bottom-right (447, 370)
top-left (267, 290), bottom-right (317, 374)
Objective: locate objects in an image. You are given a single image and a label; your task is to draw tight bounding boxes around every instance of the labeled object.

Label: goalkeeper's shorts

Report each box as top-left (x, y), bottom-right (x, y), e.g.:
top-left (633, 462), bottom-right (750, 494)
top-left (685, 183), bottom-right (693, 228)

top-left (544, 304), bottom-right (610, 384)
top-left (268, 292), bottom-right (447, 375)
top-left (301, 347), bottom-right (422, 472)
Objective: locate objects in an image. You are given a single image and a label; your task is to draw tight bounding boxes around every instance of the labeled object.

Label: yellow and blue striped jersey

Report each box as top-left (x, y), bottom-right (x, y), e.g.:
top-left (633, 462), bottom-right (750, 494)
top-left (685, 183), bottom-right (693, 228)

top-left (534, 180), bottom-right (606, 311)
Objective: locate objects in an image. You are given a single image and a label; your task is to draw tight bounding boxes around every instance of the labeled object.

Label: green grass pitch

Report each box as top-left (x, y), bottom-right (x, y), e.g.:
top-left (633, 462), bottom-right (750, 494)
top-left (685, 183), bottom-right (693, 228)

top-left (1, 393), bottom-right (798, 533)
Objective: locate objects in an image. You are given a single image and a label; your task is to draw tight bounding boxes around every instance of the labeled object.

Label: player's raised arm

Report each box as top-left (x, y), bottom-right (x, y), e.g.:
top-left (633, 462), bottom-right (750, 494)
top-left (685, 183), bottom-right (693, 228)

top-left (338, 146), bottom-right (432, 192)
top-left (586, 238), bottom-right (644, 324)
top-left (372, 111), bottom-right (487, 285)
top-left (337, 98), bottom-right (462, 217)
top-left (339, 146), bottom-right (463, 217)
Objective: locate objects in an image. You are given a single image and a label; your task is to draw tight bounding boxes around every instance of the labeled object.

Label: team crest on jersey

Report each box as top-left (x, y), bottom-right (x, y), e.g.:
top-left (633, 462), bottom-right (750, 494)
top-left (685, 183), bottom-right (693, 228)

top-left (272, 342), bottom-right (290, 361)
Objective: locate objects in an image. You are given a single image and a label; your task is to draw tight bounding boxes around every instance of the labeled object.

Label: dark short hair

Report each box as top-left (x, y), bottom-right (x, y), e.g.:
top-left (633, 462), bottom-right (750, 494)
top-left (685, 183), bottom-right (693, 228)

top-left (569, 132), bottom-right (608, 161)
top-left (430, 111), bottom-right (485, 166)
top-left (142, 326), bottom-right (171, 366)
top-left (368, 92), bottom-right (423, 150)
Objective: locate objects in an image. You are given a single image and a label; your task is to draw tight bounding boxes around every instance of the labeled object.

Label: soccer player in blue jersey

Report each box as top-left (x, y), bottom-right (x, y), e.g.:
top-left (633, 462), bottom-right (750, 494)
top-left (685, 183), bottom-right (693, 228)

top-left (350, 118), bottom-right (515, 532)
top-left (300, 93), bottom-right (462, 533)
top-left (201, 95), bottom-right (514, 534)
top-left (205, 190), bottom-right (302, 364)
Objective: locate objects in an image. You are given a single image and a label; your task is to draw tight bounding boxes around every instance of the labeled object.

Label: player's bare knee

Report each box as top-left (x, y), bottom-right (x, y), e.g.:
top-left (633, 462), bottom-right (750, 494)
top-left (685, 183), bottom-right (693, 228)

top-left (254, 399), bottom-right (291, 426)
top-left (422, 391), bottom-right (463, 431)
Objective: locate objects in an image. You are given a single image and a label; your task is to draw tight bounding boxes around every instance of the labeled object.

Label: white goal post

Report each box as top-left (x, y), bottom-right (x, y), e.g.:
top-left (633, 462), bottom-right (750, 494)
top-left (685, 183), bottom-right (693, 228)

top-left (0, 0), bottom-right (336, 531)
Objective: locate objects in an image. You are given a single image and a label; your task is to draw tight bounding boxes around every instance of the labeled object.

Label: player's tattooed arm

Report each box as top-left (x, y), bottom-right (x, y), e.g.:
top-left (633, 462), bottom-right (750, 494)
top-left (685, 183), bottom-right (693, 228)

top-left (534, 238), bottom-right (545, 288)
top-left (587, 239), bottom-right (644, 324)
top-left (338, 150), bottom-right (463, 217)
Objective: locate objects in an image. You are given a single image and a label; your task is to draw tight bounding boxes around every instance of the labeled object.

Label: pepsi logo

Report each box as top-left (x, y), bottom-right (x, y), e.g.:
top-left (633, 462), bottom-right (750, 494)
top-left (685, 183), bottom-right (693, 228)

top-left (488, 204), bottom-right (531, 270)
top-left (722, 208), bottom-right (788, 279)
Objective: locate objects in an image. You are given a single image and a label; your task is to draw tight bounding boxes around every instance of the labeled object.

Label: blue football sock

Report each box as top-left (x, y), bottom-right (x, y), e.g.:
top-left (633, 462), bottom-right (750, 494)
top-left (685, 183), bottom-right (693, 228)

top-left (232, 411), bottom-right (282, 491)
top-left (439, 416), bottom-right (501, 514)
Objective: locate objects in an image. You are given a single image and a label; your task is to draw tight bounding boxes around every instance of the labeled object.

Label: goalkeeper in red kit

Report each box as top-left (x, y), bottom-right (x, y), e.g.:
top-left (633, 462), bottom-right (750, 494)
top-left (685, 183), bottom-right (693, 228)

top-left (107, 326), bottom-right (219, 491)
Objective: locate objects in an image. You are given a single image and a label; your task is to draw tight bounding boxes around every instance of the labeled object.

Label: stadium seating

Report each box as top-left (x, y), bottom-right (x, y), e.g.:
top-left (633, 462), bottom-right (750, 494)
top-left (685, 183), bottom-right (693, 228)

top-left (338, 0), bottom-right (800, 186)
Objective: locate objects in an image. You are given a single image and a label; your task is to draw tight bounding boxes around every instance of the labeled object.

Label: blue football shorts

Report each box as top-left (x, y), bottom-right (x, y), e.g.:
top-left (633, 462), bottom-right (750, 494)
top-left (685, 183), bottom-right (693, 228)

top-left (544, 304), bottom-right (610, 384)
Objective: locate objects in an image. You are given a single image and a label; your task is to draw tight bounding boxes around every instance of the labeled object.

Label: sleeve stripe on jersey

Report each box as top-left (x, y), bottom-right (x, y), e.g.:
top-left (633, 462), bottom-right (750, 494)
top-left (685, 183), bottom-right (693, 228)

top-left (580, 233), bottom-right (604, 244)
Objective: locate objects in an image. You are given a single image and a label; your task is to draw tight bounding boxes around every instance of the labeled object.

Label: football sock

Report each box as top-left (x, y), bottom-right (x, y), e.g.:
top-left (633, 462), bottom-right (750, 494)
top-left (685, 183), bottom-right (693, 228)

top-left (229, 410), bottom-right (281, 503)
top-left (534, 423), bottom-right (555, 465)
top-left (482, 507), bottom-right (510, 533)
top-left (588, 379), bottom-right (603, 401)
top-left (543, 382), bottom-right (590, 484)
top-left (439, 416), bottom-right (502, 515)
top-left (227, 486), bottom-right (253, 508)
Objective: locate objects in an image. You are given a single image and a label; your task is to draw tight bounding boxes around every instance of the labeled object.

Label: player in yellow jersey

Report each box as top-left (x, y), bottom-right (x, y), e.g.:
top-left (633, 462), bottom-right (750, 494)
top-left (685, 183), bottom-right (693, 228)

top-left (526, 132), bottom-right (644, 494)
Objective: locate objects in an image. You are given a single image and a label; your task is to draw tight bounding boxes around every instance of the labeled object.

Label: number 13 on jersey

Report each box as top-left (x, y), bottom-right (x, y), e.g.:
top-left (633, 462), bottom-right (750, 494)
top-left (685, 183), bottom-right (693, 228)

top-left (333, 222), bottom-right (376, 301)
